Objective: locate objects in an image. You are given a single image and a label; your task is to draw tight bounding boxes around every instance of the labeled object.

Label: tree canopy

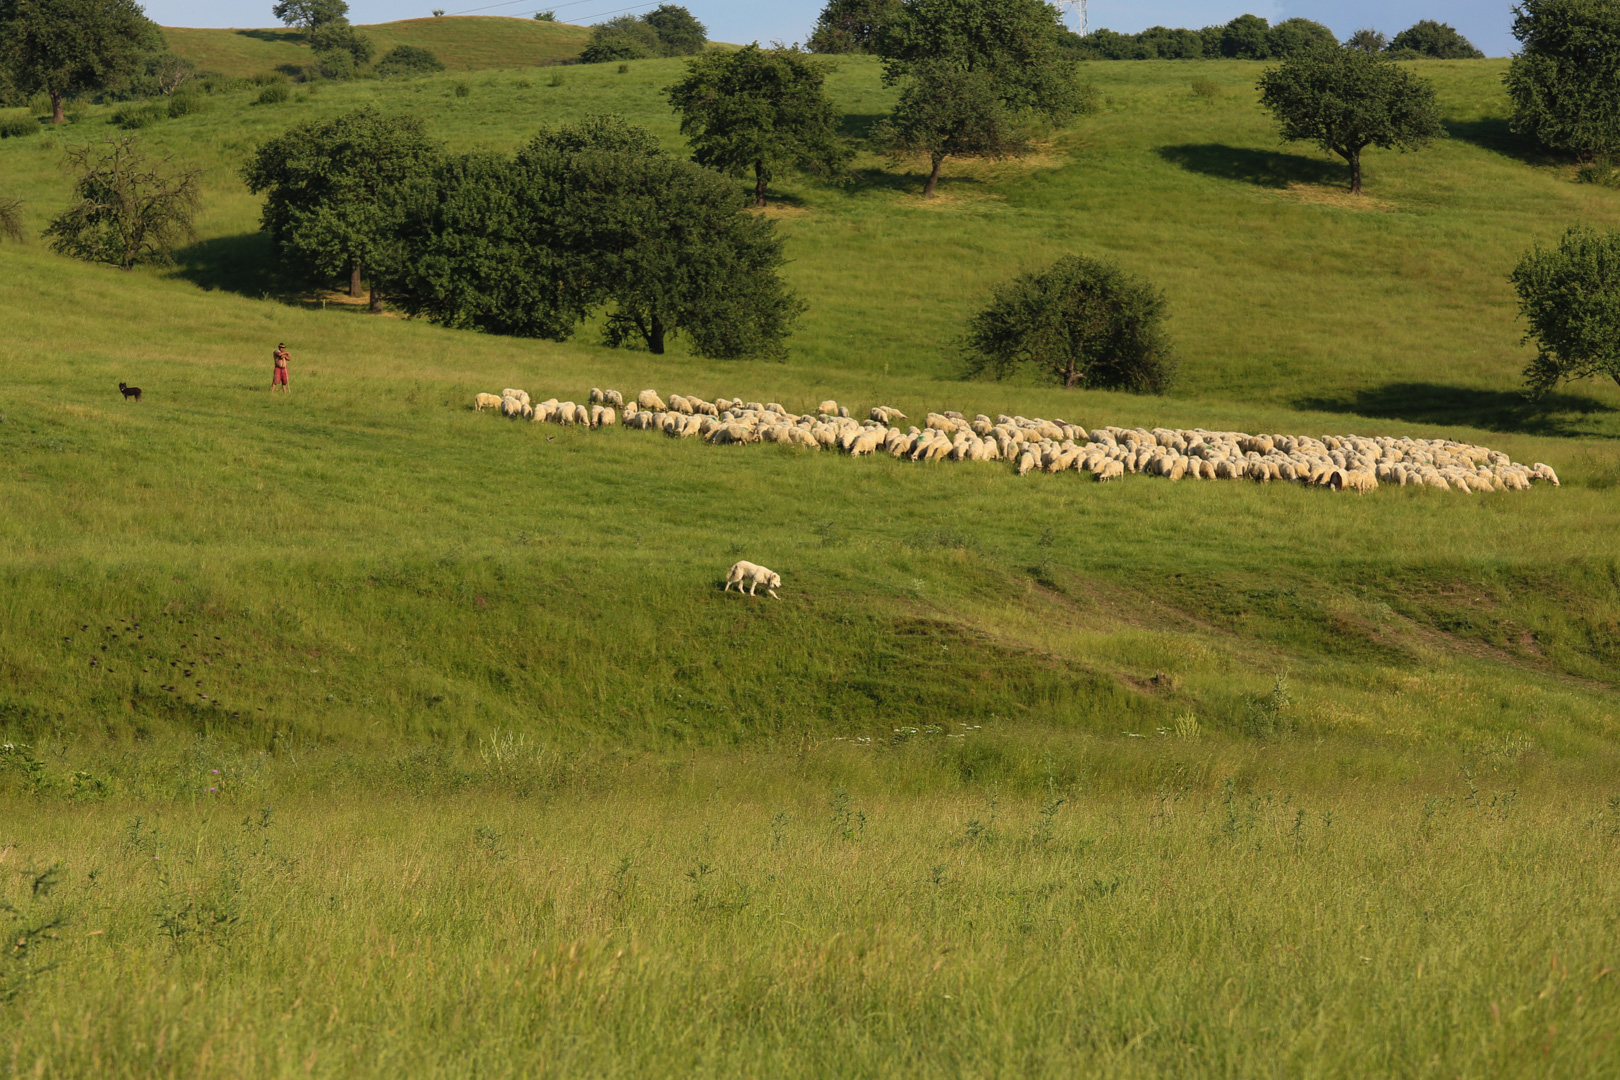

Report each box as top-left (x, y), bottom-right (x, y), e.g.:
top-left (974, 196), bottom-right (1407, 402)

top-left (964, 255), bottom-right (1176, 394)
top-left (580, 5), bottom-right (706, 63)
top-left (1257, 48), bottom-right (1443, 194)
top-left (272, 0), bottom-right (348, 30)
top-left (1388, 20), bottom-right (1484, 59)
top-left (666, 45), bottom-right (849, 207)
top-left (375, 45), bottom-right (444, 78)
top-left (398, 116), bottom-right (803, 359)
top-left (807, 0), bottom-right (901, 55)
top-left (0, 0), bottom-right (160, 124)
top-left (1505, 0), bottom-right (1620, 160)
top-left (1511, 226), bottom-right (1620, 395)
top-left (243, 107), bottom-right (442, 311)
top-left (874, 0), bottom-right (1091, 197)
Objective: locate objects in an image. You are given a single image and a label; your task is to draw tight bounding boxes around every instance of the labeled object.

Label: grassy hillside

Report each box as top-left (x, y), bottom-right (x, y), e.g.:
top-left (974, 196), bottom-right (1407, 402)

top-left (161, 16), bottom-right (593, 77)
top-left (1, 57), bottom-right (1618, 1076)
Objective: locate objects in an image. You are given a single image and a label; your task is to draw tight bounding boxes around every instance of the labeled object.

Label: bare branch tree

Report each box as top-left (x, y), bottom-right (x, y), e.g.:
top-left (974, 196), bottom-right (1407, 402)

top-left (0, 194), bottom-right (24, 243)
top-left (43, 136), bottom-right (200, 269)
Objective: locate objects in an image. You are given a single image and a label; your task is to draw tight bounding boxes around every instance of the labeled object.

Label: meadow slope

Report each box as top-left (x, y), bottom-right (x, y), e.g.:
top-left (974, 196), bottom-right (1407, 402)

top-left (160, 16), bottom-right (592, 77)
top-left (0, 56), bottom-right (1618, 1078)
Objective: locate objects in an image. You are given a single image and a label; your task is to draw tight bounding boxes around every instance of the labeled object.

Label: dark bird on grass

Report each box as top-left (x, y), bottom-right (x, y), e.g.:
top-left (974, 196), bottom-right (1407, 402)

top-left (119, 382), bottom-right (142, 402)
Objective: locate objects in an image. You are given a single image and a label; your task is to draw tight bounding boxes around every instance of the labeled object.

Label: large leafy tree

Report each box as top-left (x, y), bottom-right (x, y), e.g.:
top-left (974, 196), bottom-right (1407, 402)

top-left (964, 254), bottom-right (1176, 393)
top-left (807, 0), bottom-right (901, 55)
top-left (243, 107), bottom-right (442, 311)
top-left (666, 45), bottom-right (850, 208)
top-left (1257, 48), bottom-right (1443, 194)
top-left (1505, 0), bottom-right (1620, 160)
top-left (580, 5), bottom-right (704, 63)
top-left (1511, 226), bottom-right (1620, 395)
top-left (1388, 20), bottom-right (1485, 60)
top-left (874, 0), bottom-right (1091, 198)
top-left (399, 116), bottom-right (803, 359)
top-left (0, 0), bottom-right (160, 124)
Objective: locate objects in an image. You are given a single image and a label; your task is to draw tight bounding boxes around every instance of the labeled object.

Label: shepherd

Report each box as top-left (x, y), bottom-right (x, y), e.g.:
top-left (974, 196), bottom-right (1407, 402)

top-left (271, 342), bottom-right (290, 394)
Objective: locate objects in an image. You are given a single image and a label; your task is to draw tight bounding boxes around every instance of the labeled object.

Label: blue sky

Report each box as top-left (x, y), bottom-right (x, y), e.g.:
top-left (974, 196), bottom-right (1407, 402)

top-left (139, 2), bottom-right (1521, 58)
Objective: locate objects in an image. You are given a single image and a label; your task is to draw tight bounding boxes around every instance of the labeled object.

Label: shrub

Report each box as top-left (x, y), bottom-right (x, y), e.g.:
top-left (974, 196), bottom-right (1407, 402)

top-left (453, 81), bottom-right (469, 98)
top-left (166, 91), bottom-right (207, 119)
top-left (0, 113), bottom-right (41, 138)
top-left (963, 254), bottom-right (1177, 393)
top-left (110, 102), bottom-right (166, 129)
top-left (1511, 226), bottom-right (1620, 395)
top-left (256, 83), bottom-right (291, 105)
top-left (1388, 20), bottom-right (1485, 60)
top-left (375, 45), bottom-right (445, 78)
top-left (580, 6), bottom-right (705, 63)
top-left (1189, 77), bottom-right (1220, 99)
top-left (533, 9), bottom-right (554, 19)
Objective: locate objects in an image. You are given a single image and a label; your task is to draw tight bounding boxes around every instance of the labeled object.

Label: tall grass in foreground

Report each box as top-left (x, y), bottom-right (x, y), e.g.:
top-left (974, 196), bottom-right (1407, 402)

top-left (2, 746), bottom-right (1616, 1077)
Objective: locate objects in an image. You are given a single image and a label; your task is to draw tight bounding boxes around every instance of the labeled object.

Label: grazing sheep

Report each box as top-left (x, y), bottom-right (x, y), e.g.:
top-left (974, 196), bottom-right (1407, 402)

top-left (1095, 460), bottom-right (1125, 482)
top-left (589, 388), bottom-right (604, 405)
top-left (1532, 463), bottom-right (1560, 486)
top-left (725, 561), bottom-right (782, 598)
top-left (637, 389), bottom-right (667, 412)
top-left (818, 400), bottom-right (839, 415)
top-left (502, 389), bottom-right (531, 407)
top-left (474, 393), bottom-right (502, 412)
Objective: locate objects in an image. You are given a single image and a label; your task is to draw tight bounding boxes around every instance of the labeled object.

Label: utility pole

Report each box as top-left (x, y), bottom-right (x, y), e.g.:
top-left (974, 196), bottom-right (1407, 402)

top-left (1057, 0), bottom-right (1088, 36)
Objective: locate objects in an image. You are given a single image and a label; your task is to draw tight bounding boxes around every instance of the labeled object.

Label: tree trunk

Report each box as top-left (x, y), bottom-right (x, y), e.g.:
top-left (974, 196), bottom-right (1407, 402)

top-left (369, 280), bottom-right (382, 314)
top-left (754, 161), bottom-right (768, 209)
top-left (1348, 149), bottom-right (1363, 195)
top-left (350, 261), bottom-right (362, 298)
top-left (648, 314), bottom-right (666, 356)
top-left (923, 153), bottom-right (945, 198)
top-left (50, 90), bottom-right (64, 125)
top-left (1064, 361), bottom-right (1080, 388)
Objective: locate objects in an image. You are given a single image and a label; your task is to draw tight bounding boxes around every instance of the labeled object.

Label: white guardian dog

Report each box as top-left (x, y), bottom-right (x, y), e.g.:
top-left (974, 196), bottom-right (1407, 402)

top-left (724, 561), bottom-right (781, 598)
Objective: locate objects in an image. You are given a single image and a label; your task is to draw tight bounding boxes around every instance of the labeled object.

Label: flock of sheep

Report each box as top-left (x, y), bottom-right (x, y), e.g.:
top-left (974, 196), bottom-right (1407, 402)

top-left (477, 387), bottom-right (1561, 495)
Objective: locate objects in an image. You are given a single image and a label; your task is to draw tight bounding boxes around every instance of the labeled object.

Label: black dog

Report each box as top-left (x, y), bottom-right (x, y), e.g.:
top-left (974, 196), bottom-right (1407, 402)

top-left (119, 382), bottom-right (142, 403)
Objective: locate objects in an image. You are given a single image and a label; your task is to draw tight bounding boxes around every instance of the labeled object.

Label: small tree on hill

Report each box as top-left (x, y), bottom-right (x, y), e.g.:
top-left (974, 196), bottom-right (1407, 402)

top-left (1505, 0), bottom-right (1620, 160)
top-left (666, 45), bottom-right (850, 208)
top-left (43, 137), bottom-right (200, 269)
top-left (1345, 29), bottom-right (1388, 55)
top-left (1388, 20), bottom-right (1484, 60)
top-left (580, 15), bottom-right (665, 62)
top-left (244, 107), bottom-right (442, 311)
top-left (272, 0), bottom-right (348, 31)
top-left (875, 0), bottom-right (1092, 198)
top-left (309, 21), bottom-right (372, 78)
top-left (1257, 48), bottom-right (1443, 194)
top-left (808, 0), bottom-right (901, 54)
top-left (644, 4), bottom-right (707, 55)
top-left (964, 255), bottom-right (1176, 393)
top-left (0, 0), bottom-right (160, 124)
top-left (1511, 226), bottom-right (1620, 395)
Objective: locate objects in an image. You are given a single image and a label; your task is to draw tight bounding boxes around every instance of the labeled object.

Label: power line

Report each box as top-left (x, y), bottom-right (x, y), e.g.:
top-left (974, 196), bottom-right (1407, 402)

top-left (444, 0), bottom-right (609, 18)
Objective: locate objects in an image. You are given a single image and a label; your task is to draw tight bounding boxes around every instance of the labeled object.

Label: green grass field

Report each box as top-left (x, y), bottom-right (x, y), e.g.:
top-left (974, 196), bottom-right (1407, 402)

top-left (160, 16), bottom-right (593, 78)
top-left (1, 55), bottom-right (1618, 1076)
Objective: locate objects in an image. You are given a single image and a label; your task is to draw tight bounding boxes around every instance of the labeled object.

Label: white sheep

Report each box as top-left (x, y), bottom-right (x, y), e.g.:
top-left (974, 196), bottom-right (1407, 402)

top-left (725, 561), bottom-right (781, 598)
top-left (474, 393), bottom-right (502, 412)
top-left (502, 389), bottom-right (531, 407)
top-left (637, 389), bottom-right (667, 412)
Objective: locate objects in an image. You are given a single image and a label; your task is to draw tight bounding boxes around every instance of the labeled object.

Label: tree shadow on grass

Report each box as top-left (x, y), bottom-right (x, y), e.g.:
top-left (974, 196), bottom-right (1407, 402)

top-left (1157, 143), bottom-right (1345, 189)
top-left (1444, 117), bottom-right (1563, 168)
top-left (1294, 382), bottom-right (1619, 439)
top-left (174, 232), bottom-right (332, 308)
top-left (235, 28), bottom-right (305, 45)
top-left (839, 113), bottom-right (887, 141)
